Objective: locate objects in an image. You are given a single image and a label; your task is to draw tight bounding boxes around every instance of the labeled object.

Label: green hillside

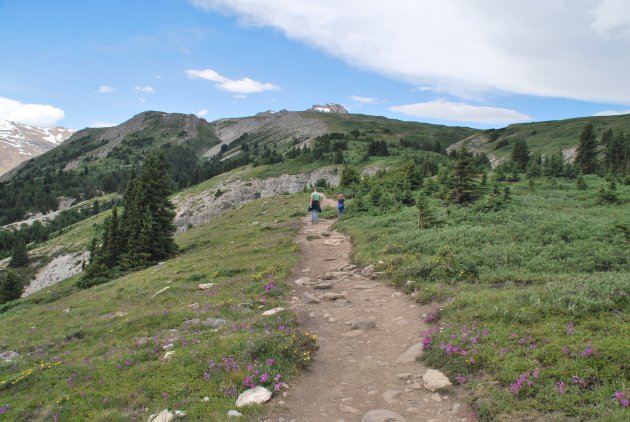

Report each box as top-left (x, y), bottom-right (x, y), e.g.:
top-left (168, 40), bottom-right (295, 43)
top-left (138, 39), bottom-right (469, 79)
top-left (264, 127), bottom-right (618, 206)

top-left (453, 113), bottom-right (630, 165)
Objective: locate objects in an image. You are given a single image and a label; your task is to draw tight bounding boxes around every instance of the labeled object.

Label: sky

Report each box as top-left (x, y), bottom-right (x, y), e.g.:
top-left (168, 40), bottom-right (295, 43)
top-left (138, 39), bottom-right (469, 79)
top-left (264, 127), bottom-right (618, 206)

top-left (1, 0), bottom-right (630, 130)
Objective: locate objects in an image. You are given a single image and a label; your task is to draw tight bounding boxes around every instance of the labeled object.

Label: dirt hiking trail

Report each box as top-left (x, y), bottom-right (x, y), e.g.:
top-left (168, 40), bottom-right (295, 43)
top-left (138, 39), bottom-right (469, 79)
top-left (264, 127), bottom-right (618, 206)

top-left (263, 216), bottom-right (470, 422)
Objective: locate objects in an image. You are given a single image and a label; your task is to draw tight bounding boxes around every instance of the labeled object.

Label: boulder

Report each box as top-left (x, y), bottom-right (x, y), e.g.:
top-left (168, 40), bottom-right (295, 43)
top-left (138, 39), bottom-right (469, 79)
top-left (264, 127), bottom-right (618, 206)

top-left (350, 318), bottom-right (376, 330)
top-left (303, 292), bottom-right (322, 304)
top-left (235, 386), bottom-right (272, 407)
top-left (262, 307), bottom-right (285, 316)
top-left (362, 409), bottom-right (406, 422)
top-left (149, 409), bottom-right (174, 422)
top-left (394, 342), bottom-right (424, 364)
top-left (227, 409), bottom-right (242, 417)
top-left (0, 351), bottom-right (19, 362)
top-left (360, 265), bottom-right (375, 277)
top-left (423, 369), bottom-right (452, 391)
top-left (320, 292), bottom-right (346, 301)
top-left (293, 277), bottom-right (314, 286)
top-left (313, 282), bottom-right (333, 289)
top-left (202, 318), bottom-right (227, 328)
top-left (198, 283), bottom-right (215, 290)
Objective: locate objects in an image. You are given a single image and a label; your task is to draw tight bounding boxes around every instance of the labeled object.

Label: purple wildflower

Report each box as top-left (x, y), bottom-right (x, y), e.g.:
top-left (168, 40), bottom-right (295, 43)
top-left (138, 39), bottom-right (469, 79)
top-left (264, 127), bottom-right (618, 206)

top-left (266, 358), bottom-right (276, 366)
top-left (203, 372), bottom-right (210, 381)
top-left (456, 375), bottom-right (467, 384)
top-left (613, 391), bottom-right (629, 408)
top-left (561, 346), bottom-right (570, 354)
top-left (580, 347), bottom-right (593, 358)
top-left (533, 367), bottom-right (539, 379)
top-left (499, 348), bottom-right (510, 358)
top-left (223, 384), bottom-right (237, 397)
top-left (556, 381), bottom-right (566, 395)
top-left (422, 334), bottom-right (432, 350)
top-left (566, 321), bottom-right (574, 335)
top-left (0, 405), bottom-right (9, 414)
top-left (274, 382), bottom-right (283, 391)
top-left (260, 373), bottom-right (269, 383)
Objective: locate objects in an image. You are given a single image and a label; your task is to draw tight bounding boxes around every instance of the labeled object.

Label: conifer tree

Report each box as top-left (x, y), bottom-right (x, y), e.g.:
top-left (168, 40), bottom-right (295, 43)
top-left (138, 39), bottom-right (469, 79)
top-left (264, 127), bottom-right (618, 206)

top-left (0, 270), bottom-right (23, 303)
top-left (576, 124), bottom-right (598, 174)
top-left (9, 238), bottom-right (28, 267)
top-left (511, 138), bottom-right (530, 170)
top-left (416, 194), bottom-right (436, 229)
top-left (340, 165), bottom-right (360, 187)
top-left (448, 148), bottom-right (478, 204)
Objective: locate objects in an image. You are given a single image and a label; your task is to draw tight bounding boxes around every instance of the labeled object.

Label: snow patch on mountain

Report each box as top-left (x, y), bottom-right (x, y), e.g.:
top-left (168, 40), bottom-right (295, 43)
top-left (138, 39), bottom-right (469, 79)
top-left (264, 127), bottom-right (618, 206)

top-left (309, 103), bottom-right (348, 114)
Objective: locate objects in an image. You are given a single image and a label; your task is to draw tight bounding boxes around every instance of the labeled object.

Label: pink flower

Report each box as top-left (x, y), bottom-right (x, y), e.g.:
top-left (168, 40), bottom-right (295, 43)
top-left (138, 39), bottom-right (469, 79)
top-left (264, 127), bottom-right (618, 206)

top-left (266, 358), bottom-right (275, 366)
top-left (274, 382), bottom-right (283, 391)
top-left (613, 391), bottom-right (629, 408)
top-left (260, 373), bottom-right (269, 383)
top-left (456, 375), bottom-right (467, 384)
top-left (566, 321), bottom-right (574, 335)
top-left (580, 347), bottom-right (592, 358)
top-left (556, 381), bottom-right (566, 395)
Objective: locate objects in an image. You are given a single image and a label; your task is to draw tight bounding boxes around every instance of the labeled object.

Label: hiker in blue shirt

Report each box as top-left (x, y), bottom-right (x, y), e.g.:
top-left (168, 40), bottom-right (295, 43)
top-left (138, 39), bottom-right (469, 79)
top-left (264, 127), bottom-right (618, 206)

top-left (309, 188), bottom-right (322, 224)
top-left (337, 193), bottom-right (345, 217)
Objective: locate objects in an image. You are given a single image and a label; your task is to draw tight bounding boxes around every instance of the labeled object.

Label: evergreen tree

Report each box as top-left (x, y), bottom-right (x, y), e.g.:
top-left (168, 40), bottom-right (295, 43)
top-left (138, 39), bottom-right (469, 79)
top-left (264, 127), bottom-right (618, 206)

top-left (9, 238), bottom-right (28, 267)
top-left (576, 124), bottom-right (599, 174)
top-left (340, 166), bottom-right (360, 187)
top-left (448, 148), bottom-right (479, 204)
top-left (0, 270), bottom-right (23, 303)
top-left (334, 150), bottom-right (344, 164)
top-left (511, 138), bottom-right (530, 170)
top-left (416, 194), bottom-right (436, 229)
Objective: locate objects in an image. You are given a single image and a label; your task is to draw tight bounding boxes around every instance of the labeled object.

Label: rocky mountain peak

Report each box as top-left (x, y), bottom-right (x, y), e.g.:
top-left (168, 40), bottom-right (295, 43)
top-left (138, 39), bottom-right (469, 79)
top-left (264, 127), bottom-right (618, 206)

top-left (308, 103), bottom-right (348, 114)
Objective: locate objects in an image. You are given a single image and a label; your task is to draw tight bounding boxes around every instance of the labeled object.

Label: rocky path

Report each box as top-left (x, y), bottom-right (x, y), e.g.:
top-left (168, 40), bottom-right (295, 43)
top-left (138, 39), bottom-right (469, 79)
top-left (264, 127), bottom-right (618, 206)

top-left (263, 217), bottom-right (469, 422)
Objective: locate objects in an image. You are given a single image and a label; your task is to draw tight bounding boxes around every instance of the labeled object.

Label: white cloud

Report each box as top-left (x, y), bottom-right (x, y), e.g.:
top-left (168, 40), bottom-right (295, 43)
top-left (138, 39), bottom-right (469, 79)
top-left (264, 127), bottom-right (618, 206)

top-left (233, 94), bottom-right (246, 99)
top-left (593, 109), bottom-right (630, 116)
top-left (190, 0), bottom-right (630, 105)
top-left (390, 100), bottom-right (532, 124)
top-left (97, 85), bottom-right (115, 94)
top-left (134, 85), bottom-right (156, 93)
top-left (186, 68), bottom-right (279, 94)
top-left (413, 86), bottom-right (433, 92)
top-left (351, 95), bottom-right (379, 104)
top-left (0, 96), bottom-right (65, 127)
top-left (92, 121), bottom-right (117, 128)
top-left (195, 108), bottom-right (208, 118)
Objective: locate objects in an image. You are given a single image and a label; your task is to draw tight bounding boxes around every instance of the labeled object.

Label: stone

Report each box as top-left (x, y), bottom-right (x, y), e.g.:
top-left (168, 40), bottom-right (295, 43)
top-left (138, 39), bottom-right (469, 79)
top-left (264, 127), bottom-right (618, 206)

top-left (362, 409), bottom-right (407, 422)
top-left (162, 351), bottom-right (175, 362)
top-left (303, 292), bottom-right (321, 304)
top-left (410, 382), bottom-right (423, 390)
top-left (63, 308), bottom-right (71, 314)
top-left (114, 311), bottom-right (127, 318)
top-left (430, 393), bottom-right (442, 402)
top-left (350, 318), bottom-right (376, 330)
top-left (203, 397), bottom-right (210, 401)
top-left (340, 404), bottom-right (361, 414)
top-left (198, 283), bottom-right (215, 290)
top-left (227, 410), bottom-right (242, 417)
top-left (188, 303), bottom-right (200, 309)
top-left (338, 264), bottom-right (357, 271)
top-left (174, 410), bottom-right (186, 418)
top-left (382, 390), bottom-right (401, 403)
top-left (371, 272), bottom-right (386, 279)
top-left (0, 351), bottom-right (19, 362)
top-left (423, 369), bottom-right (452, 391)
top-left (396, 373), bottom-right (413, 380)
top-left (163, 343), bottom-right (175, 350)
top-left (320, 292), bottom-right (346, 301)
top-left (394, 342), bottom-right (424, 364)
top-left (324, 238), bottom-right (343, 246)
top-left (184, 318), bottom-right (201, 326)
top-left (313, 282), bottom-right (333, 289)
top-left (360, 265), bottom-right (375, 277)
top-left (149, 409), bottom-right (174, 422)
top-left (262, 307), bottom-right (285, 316)
top-left (452, 403), bottom-right (462, 415)
top-left (235, 386), bottom-right (272, 407)
top-left (293, 277), bottom-right (314, 286)
top-left (202, 318), bottom-right (227, 328)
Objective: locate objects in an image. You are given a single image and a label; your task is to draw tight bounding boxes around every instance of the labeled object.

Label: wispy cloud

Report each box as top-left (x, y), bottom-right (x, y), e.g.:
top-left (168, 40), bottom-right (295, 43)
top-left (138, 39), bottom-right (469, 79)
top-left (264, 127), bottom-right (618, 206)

top-left (191, 0), bottom-right (630, 104)
top-left (390, 100), bottom-right (532, 125)
top-left (0, 96), bottom-right (65, 127)
top-left (186, 68), bottom-right (279, 94)
top-left (351, 95), bottom-right (379, 104)
top-left (97, 85), bottom-right (115, 94)
top-left (413, 86), bottom-right (433, 92)
top-left (593, 109), bottom-right (630, 116)
top-left (134, 85), bottom-right (156, 93)
top-left (92, 121), bottom-right (117, 128)
top-left (195, 108), bottom-right (208, 118)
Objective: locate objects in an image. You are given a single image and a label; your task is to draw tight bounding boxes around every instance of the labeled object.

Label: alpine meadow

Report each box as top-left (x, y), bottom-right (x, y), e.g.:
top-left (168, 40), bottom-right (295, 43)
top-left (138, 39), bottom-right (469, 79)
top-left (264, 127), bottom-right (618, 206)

top-left (1, 1), bottom-right (630, 421)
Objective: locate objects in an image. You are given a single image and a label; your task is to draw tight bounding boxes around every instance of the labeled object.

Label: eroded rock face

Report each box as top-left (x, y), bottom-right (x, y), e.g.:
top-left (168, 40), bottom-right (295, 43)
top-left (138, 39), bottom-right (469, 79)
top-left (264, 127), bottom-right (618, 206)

top-left (23, 251), bottom-right (90, 297)
top-left (172, 167), bottom-right (341, 231)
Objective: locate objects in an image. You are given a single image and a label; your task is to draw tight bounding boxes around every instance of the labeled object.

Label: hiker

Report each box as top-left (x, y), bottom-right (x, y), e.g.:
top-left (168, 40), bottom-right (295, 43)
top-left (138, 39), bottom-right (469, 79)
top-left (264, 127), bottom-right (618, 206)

top-left (309, 187), bottom-right (322, 224)
top-left (337, 193), bottom-right (345, 217)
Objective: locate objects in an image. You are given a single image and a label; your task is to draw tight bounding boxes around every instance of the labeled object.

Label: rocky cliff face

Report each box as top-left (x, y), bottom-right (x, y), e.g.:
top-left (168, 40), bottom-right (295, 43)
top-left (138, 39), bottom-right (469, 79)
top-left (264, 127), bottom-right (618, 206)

top-left (0, 120), bottom-right (74, 175)
top-left (308, 103), bottom-right (348, 114)
top-left (173, 167), bottom-right (342, 231)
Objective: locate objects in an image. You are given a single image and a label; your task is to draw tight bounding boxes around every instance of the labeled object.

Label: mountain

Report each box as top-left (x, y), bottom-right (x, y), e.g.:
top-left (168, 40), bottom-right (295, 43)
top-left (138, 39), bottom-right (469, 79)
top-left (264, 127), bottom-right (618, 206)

top-left (447, 112), bottom-right (630, 167)
top-left (308, 103), bottom-right (348, 114)
top-left (0, 120), bottom-right (74, 175)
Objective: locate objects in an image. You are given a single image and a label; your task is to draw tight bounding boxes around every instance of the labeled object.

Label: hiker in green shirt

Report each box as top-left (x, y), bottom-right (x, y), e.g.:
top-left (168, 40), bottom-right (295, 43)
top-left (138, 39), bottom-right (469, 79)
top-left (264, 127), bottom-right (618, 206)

top-left (309, 187), bottom-right (322, 224)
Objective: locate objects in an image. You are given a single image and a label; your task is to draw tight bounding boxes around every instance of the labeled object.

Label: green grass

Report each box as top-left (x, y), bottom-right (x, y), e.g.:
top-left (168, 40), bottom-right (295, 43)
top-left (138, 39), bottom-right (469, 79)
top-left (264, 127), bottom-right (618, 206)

top-left (0, 195), bottom-right (310, 421)
top-left (336, 175), bottom-right (630, 421)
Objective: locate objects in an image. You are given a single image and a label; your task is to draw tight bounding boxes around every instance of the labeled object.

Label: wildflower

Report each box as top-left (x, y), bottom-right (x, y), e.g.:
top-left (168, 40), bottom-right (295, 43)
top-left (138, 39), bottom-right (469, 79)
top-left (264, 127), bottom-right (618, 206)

top-left (510, 373), bottom-right (533, 395)
top-left (556, 381), bottom-right (566, 395)
top-left (260, 373), bottom-right (270, 383)
top-left (266, 358), bottom-right (276, 366)
top-left (203, 372), bottom-right (210, 381)
top-left (223, 384), bottom-right (237, 397)
top-left (161, 392), bottom-right (169, 400)
top-left (499, 348), bottom-right (510, 358)
top-left (566, 321), bottom-right (574, 336)
top-left (0, 405), bottom-right (9, 414)
top-left (274, 382), bottom-right (283, 391)
top-left (613, 391), bottom-right (629, 408)
top-left (580, 347), bottom-right (592, 358)
top-left (422, 334), bottom-right (432, 350)
top-left (561, 346), bottom-right (570, 354)
top-left (456, 375), bottom-right (467, 384)
top-left (533, 367), bottom-right (539, 379)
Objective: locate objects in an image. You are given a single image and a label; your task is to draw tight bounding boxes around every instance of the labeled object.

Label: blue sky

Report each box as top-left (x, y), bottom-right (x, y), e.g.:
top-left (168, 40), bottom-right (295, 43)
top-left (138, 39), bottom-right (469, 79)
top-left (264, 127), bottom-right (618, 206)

top-left (1, 0), bottom-right (630, 130)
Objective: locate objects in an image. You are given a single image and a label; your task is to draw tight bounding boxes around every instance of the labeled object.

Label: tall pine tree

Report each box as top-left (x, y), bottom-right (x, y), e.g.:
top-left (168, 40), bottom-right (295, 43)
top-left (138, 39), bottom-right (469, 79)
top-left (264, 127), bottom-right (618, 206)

top-left (0, 270), bottom-right (23, 303)
top-left (9, 238), bottom-right (28, 267)
top-left (511, 138), bottom-right (530, 170)
top-left (576, 124), bottom-right (598, 174)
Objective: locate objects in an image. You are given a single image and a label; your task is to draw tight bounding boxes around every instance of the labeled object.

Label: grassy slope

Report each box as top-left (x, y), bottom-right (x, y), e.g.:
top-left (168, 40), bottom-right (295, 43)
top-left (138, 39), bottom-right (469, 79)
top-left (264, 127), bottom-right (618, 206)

top-left (336, 176), bottom-right (630, 421)
top-left (0, 195), bottom-right (308, 421)
top-left (485, 113), bottom-right (630, 161)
